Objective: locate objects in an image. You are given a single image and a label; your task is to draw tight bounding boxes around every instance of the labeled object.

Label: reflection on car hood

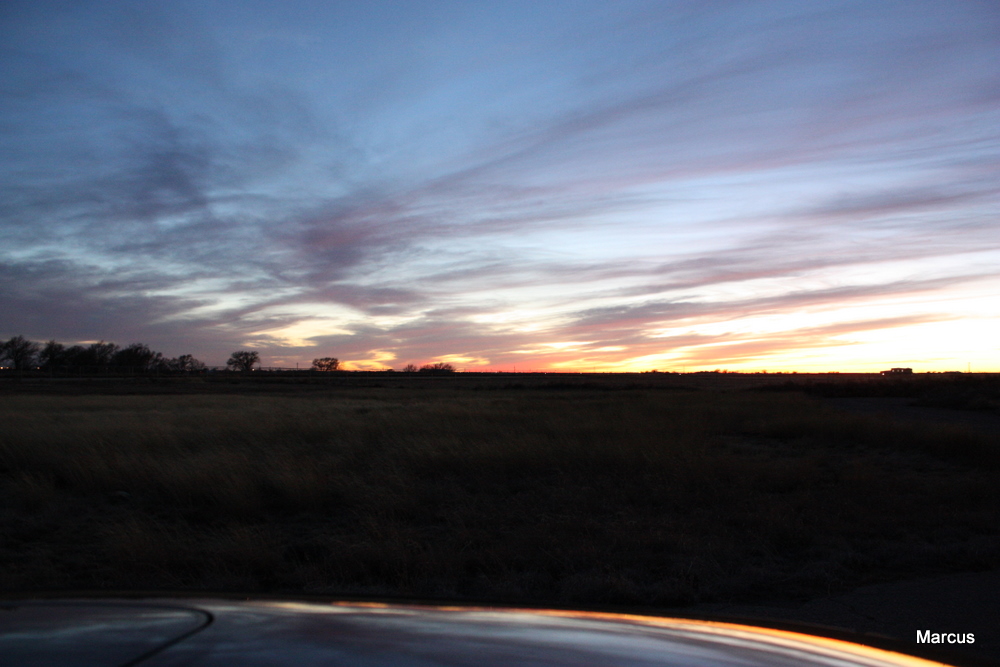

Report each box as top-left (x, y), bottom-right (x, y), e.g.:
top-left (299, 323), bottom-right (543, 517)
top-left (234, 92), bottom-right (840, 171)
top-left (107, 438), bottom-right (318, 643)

top-left (0, 598), bottom-right (955, 666)
top-left (0, 601), bottom-right (208, 666)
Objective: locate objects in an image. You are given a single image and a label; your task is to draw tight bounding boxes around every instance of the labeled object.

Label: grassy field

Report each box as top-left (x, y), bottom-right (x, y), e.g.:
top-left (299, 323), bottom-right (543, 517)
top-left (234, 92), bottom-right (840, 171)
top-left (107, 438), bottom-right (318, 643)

top-left (1, 376), bottom-right (998, 608)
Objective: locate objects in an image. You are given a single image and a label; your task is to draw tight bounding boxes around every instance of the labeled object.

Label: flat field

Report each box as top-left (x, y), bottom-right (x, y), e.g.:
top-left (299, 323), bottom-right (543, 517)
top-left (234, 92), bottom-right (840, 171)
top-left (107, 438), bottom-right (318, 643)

top-left (1, 374), bottom-right (998, 608)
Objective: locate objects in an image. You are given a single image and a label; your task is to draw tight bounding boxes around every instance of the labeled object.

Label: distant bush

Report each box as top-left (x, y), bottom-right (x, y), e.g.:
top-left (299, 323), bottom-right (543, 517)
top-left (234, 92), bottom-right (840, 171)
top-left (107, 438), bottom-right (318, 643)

top-left (419, 362), bottom-right (455, 374)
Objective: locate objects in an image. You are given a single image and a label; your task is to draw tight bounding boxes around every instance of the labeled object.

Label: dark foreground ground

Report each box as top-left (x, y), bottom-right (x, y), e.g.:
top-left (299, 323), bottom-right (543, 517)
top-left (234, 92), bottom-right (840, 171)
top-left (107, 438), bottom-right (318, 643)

top-left (1, 372), bottom-right (998, 662)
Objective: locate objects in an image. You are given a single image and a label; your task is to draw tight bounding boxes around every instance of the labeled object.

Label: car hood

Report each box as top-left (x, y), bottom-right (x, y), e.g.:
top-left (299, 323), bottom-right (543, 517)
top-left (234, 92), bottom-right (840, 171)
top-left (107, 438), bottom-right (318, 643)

top-left (0, 597), bottom-right (957, 666)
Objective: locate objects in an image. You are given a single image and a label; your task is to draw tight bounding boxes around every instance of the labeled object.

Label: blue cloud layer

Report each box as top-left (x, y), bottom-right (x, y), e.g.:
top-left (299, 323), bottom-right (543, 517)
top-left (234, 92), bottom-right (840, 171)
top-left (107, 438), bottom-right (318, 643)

top-left (2, 0), bottom-right (999, 369)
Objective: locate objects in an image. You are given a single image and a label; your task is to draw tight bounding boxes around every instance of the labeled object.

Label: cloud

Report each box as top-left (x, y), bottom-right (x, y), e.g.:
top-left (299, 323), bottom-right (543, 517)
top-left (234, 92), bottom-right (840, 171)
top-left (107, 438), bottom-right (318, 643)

top-left (661, 314), bottom-right (955, 366)
top-left (1, 1), bottom-right (999, 370)
top-left (566, 273), bottom-right (985, 334)
top-left (0, 258), bottom-right (216, 351)
top-left (804, 185), bottom-right (1000, 221)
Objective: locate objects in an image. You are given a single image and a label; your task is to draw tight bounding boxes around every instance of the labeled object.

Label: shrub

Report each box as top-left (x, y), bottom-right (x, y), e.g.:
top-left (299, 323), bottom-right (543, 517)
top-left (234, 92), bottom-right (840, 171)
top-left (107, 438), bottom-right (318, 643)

top-left (419, 362), bottom-right (455, 374)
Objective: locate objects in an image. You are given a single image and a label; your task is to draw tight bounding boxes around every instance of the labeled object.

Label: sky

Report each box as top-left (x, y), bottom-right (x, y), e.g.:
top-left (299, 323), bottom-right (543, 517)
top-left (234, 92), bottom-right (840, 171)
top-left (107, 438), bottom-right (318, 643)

top-left (2, 0), bottom-right (999, 372)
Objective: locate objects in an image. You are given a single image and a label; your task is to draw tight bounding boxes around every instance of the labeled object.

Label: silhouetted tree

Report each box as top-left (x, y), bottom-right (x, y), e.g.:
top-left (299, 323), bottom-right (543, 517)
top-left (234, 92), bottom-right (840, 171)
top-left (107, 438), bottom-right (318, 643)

top-left (166, 354), bottom-right (205, 372)
top-left (311, 357), bottom-right (340, 371)
top-left (227, 350), bottom-right (259, 372)
top-left (401, 363), bottom-right (418, 373)
top-left (111, 343), bottom-right (163, 371)
top-left (419, 362), bottom-right (456, 374)
top-left (38, 340), bottom-right (66, 370)
top-left (1, 335), bottom-right (40, 370)
top-left (85, 341), bottom-right (119, 367)
top-left (60, 345), bottom-right (89, 368)
top-left (8, 337), bottom-right (210, 374)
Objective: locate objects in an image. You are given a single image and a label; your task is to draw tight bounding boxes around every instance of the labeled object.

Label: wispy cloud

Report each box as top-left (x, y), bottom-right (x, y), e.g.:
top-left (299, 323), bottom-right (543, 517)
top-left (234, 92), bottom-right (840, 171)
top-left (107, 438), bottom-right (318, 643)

top-left (1, 1), bottom-right (998, 370)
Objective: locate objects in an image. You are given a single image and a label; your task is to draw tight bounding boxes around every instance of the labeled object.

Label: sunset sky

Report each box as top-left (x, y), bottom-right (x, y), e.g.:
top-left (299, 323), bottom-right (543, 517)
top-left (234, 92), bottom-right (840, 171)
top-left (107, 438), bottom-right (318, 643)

top-left (2, 1), bottom-right (999, 371)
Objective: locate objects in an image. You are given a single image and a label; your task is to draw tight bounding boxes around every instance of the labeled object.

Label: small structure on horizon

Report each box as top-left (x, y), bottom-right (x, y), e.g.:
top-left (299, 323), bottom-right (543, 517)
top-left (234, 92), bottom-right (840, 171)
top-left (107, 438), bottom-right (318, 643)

top-left (880, 367), bottom-right (913, 376)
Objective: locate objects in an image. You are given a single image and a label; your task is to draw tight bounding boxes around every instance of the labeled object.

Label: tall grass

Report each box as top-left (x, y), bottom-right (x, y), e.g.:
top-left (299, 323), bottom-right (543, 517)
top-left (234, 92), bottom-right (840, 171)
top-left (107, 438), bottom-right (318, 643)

top-left (1, 387), bottom-right (997, 605)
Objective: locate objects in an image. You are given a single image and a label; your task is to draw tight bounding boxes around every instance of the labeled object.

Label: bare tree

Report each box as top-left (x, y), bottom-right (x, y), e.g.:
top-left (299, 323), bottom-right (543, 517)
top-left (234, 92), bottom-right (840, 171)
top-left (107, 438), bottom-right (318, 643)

top-left (1, 335), bottom-right (40, 370)
top-left (401, 363), bottom-right (418, 373)
top-left (311, 357), bottom-right (340, 371)
top-left (167, 354), bottom-right (206, 372)
top-left (86, 341), bottom-right (119, 367)
top-left (227, 350), bottom-right (260, 372)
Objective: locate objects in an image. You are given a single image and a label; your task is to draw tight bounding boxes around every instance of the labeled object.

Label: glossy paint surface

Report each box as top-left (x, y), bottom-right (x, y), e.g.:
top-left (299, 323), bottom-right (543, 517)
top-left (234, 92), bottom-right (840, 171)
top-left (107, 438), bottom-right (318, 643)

top-left (0, 599), bottom-right (952, 666)
top-left (0, 601), bottom-right (209, 666)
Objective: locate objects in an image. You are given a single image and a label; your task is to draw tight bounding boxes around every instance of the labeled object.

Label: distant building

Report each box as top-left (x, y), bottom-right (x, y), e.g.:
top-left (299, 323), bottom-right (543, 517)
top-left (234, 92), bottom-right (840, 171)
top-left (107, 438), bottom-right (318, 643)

top-left (880, 367), bottom-right (913, 376)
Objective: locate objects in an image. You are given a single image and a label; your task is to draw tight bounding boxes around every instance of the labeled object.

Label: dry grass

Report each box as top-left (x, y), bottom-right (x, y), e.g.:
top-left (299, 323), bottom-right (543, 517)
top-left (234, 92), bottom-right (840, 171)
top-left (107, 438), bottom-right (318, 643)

top-left (1, 384), bottom-right (998, 607)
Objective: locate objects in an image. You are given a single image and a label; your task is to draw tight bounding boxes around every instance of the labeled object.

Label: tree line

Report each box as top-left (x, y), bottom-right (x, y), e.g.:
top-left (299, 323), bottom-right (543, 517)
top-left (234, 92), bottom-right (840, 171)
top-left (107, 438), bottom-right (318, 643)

top-left (0, 336), bottom-right (457, 374)
top-left (306, 358), bottom-right (456, 373)
top-left (0, 335), bottom-right (207, 372)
